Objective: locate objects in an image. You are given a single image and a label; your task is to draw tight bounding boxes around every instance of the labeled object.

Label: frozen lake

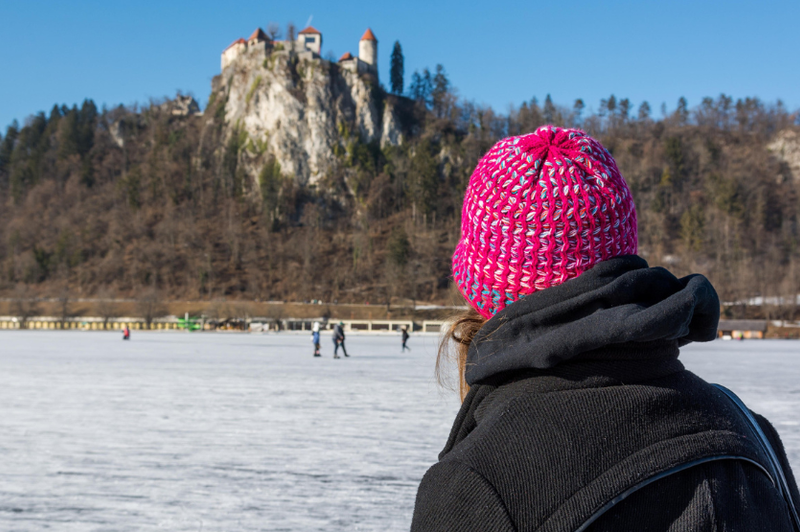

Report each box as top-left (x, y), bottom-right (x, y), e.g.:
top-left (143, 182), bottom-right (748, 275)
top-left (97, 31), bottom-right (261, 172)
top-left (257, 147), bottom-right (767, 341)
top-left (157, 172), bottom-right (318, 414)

top-left (0, 332), bottom-right (798, 531)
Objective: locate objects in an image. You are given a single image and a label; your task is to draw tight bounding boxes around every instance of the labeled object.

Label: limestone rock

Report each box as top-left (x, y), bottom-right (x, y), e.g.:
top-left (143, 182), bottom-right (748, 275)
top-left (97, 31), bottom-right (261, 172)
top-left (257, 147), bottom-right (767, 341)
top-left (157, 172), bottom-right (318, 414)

top-left (109, 121), bottom-right (125, 148)
top-left (381, 100), bottom-right (403, 147)
top-left (108, 115), bottom-right (145, 149)
top-left (211, 46), bottom-right (401, 187)
top-left (768, 128), bottom-right (800, 181)
top-left (163, 95), bottom-right (202, 117)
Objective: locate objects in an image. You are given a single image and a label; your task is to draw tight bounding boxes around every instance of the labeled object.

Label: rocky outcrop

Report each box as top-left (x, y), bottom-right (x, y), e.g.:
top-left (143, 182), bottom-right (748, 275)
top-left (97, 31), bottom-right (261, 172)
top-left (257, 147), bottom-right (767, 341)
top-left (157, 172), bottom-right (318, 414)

top-left (768, 128), bottom-right (800, 181)
top-left (211, 46), bottom-right (403, 186)
top-left (381, 101), bottom-right (403, 147)
top-left (165, 95), bottom-right (202, 116)
top-left (109, 121), bottom-right (125, 148)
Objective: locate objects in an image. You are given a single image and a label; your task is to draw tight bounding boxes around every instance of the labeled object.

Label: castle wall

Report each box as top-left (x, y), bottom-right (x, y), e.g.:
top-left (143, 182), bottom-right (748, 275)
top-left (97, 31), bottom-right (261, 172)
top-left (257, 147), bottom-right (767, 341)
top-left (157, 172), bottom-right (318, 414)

top-left (221, 42), bottom-right (246, 70)
top-left (296, 50), bottom-right (318, 62)
top-left (340, 58), bottom-right (373, 74)
top-left (340, 59), bottom-right (358, 73)
top-left (222, 41), bottom-right (273, 72)
top-left (299, 34), bottom-right (321, 55)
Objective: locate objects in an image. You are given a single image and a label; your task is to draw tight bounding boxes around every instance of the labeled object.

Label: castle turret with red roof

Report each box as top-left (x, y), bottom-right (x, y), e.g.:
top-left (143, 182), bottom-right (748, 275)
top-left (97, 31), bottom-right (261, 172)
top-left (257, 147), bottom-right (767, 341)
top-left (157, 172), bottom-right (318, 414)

top-left (358, 28), bottom-right (378, 74)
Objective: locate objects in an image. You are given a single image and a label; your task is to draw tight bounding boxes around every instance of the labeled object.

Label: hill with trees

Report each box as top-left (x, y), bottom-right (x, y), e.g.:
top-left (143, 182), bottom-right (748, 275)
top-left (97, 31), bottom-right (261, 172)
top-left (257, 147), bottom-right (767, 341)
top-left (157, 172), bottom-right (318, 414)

top-left (1, 45), bottom-right (799, 319)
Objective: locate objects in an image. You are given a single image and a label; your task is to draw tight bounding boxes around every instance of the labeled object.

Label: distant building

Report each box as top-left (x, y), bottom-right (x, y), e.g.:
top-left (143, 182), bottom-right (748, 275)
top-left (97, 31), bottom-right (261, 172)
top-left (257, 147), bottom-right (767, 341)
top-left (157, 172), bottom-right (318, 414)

top-left (248, 28), bottom-right (270, 46)
top-left (221, 38), bottom-right (247, 70)
top-left (338, 51), bottom-right (358, 72)
top-left (718, 320), bottom-right (768, 339)
top-left (221, 28), bottom-right (274, 70)
top-left (297, 26), bottom-right (322, 55)
top-left (162, 95), bottom-right (201, 117)
top-left (221, 25), bottom-right (377, 79)
top-left (358, 28), bottom-right (377, 73)
top-left (338, 28), bottom-right (378, 77)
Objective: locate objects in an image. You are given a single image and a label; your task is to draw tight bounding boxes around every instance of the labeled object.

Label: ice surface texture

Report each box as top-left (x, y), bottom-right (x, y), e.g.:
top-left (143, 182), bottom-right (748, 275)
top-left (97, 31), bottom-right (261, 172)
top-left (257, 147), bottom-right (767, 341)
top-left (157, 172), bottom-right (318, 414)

top-left (0, 332), bottom-right (797, 531)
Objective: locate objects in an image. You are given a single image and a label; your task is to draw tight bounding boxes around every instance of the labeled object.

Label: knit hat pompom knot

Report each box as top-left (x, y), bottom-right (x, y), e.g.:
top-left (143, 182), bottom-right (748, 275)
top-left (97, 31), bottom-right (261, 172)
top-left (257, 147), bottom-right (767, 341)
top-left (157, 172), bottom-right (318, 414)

top-left (453, 125), bottom-right (638, 319)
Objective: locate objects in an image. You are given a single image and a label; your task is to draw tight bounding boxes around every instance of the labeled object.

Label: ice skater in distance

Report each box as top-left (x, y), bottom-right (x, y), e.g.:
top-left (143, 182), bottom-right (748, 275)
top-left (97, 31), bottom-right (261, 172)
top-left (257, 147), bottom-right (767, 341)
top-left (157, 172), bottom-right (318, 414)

top-left (312, 322), bottom-right (321, 357)
top-left (401, 326), bottom-right (411, 352)
top-left (333, 321), bottom-right (349, 358)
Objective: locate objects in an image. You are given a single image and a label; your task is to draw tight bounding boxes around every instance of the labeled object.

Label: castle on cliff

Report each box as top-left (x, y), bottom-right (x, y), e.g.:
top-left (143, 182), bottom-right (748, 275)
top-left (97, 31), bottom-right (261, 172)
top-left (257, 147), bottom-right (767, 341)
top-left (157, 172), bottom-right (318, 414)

top-left (221, 25), bottom-right (378, 77)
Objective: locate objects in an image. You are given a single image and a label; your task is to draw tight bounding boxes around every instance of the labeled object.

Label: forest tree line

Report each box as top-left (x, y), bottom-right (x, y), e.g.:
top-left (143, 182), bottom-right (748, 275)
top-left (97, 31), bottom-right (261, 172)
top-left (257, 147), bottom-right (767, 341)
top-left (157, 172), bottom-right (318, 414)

top-left (1, 66), bottom-right (799, 319)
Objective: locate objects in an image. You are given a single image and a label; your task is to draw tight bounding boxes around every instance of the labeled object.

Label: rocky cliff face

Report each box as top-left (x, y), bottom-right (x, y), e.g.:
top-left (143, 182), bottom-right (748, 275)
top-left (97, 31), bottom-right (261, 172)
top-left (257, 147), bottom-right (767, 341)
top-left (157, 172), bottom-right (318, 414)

top-left (768, 128), bottom-right (800, 181)
top-left (209, 46), bottom-right (404, 187)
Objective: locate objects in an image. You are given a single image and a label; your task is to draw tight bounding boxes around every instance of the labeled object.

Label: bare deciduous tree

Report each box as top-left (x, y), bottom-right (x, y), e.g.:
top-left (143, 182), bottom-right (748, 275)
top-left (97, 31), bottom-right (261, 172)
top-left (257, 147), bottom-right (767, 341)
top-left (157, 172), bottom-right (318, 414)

top-left (266, 303), bottom-right (285, 331)
top-left (94, 289), bottom-right (118, 330)
top-left (267, 22), bottom-right (281, 41)
top-left (57, 284), bottom-right (72, 329)
top-left (135, 287), bottom-right (165, 329)
top-left (286, 22), bottom-right (296, 52)
top-left (12, 286), bottom-right (39, 329)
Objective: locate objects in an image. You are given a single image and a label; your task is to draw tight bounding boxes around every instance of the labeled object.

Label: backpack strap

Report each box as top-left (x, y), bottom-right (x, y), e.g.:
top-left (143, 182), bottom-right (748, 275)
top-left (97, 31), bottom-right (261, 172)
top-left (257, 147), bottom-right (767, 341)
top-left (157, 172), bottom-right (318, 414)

top-left (572, 385), bottom-right (800, 532)
top-left (574, 454), bottom-right (775, 532)
top-left (712, 383), bottom-right (800, 531)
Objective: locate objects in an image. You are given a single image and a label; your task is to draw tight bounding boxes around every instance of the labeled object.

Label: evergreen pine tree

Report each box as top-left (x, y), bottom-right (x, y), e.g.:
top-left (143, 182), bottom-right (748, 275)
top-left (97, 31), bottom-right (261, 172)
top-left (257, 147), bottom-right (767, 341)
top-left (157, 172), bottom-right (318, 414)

top-left (77, 99), bottom-right (97, 157)
top-left (638, 101), bottom-right (651, 121)
top-left (431, 65), bottom-right (449, 117)
top-left (676, 97), bottom-right (689, 124)
top-left (573, 99), bottom-right (585, 125)
top-left (409, 68), bottom-right (433, 105)
top-left (58, 106), bottom-right (79, 159)
top-left (619, 98), bottom-right (630, 121)
top-left (390, 41), bottom-right (404, 95)
top-left (410, 140), bottom-right (438, 217)
top-left (607, 94), bottom-right (617, 115)
top-left (387, 226), bottom-right (411, 266)
top-left (543, 94), bottom-right (556, 124)
top-left (409, 71), bottom-right (423, 101)
top-left (0, 121), bottom-right (19, 176)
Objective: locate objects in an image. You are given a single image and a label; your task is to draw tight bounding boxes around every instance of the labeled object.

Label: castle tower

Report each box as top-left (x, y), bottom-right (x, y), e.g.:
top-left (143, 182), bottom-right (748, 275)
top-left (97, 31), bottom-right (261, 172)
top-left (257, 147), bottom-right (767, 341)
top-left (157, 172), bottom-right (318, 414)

top-left (298, 26), bottom-right (322, 55)
top-left (248, 28), bottom-right (269, 46)
top-left (358, 28), bottom-right (377, 74)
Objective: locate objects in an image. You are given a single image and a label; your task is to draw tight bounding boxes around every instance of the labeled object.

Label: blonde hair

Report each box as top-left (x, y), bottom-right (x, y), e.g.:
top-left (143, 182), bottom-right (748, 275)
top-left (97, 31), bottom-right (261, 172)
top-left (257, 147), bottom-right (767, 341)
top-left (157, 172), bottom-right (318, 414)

top-left (436, 307), bottom-right (487, 401)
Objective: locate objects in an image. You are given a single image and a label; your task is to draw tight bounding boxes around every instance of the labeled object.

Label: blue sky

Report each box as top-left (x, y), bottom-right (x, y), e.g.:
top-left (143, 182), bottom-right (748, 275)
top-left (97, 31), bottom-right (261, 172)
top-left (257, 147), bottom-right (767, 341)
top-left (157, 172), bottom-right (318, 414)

top-left (1, 0), bottom-right (798, 130)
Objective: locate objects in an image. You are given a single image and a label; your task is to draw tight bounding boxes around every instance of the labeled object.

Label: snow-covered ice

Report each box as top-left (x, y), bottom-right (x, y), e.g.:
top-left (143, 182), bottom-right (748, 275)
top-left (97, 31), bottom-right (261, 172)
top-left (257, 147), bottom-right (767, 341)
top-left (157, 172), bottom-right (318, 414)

top-left (1, 331), bottom-right (457, 531)
top-left (0, 332), bottom-right (798, 531)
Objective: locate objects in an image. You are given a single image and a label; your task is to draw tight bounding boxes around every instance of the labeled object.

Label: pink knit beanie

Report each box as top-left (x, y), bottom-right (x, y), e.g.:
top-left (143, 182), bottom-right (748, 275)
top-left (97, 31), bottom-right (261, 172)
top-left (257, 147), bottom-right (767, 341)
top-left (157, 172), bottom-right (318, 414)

top-left (453, 126), bottom-right (638, 319)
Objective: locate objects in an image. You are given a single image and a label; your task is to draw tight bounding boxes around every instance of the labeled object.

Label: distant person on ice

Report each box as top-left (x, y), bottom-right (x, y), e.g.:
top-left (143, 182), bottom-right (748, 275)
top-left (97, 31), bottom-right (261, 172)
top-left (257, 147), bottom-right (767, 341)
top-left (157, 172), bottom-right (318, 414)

top-left (333, 321), bottom-right (348, 359)
top-left (401, 326), bottom-right (410, 352)
top-left (411, 126), bottom-right (800, 531)
top-left (122, 325), bottom-right (130, 340)
top-left (312, 322), bottom-right (321, 357)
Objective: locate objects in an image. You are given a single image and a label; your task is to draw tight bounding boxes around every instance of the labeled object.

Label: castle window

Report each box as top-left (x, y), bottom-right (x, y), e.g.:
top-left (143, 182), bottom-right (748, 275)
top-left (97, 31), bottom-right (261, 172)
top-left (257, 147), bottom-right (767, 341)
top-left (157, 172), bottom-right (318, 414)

top-left (305, 36), bottom-right (316, 43)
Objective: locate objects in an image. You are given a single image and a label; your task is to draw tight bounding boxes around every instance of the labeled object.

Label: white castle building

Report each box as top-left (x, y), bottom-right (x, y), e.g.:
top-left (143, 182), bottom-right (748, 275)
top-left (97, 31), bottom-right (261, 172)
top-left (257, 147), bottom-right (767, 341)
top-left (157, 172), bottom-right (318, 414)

top-left (221, 25), bottom-right (378, 77)
top-left (297, 26), bottom-right (322, 55)
top-left (338, 28), bottom-right (377, 75)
